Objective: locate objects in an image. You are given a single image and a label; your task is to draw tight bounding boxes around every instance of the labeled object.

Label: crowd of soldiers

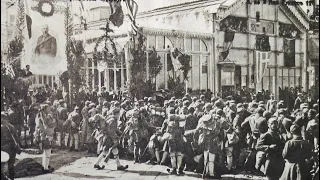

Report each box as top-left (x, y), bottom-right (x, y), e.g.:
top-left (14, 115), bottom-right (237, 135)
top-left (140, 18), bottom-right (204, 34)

top-left (1, 90), bottom-right (319, 180)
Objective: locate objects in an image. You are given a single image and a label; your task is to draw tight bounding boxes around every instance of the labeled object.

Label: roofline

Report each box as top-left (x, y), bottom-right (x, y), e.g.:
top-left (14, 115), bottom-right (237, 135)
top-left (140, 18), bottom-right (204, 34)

top-left (137, 0), bottom-right (223, 17)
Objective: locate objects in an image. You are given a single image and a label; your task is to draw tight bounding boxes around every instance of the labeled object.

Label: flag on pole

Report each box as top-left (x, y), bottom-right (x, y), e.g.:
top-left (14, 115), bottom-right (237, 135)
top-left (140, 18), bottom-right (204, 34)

top-left (24, 0), bottom-right (32, 39)
top-left (125, 0), bottom-right (139, 35)
top-left (219, 29), bottom-right (236, 61)
top-left (254, 50), bottom-right (270, 83)
top-left (79, 0), bottom-right (87, 30)
top-left (109, 0), bottom-right (124, 27)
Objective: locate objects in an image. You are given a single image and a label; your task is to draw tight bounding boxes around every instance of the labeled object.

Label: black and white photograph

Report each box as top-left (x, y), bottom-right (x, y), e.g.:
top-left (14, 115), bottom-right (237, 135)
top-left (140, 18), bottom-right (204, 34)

top-left (1, 0), bottom-right (319, 179)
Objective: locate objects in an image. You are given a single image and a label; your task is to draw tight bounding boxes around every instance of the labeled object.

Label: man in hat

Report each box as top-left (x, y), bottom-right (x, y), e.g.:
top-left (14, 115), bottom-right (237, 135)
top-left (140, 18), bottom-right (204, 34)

top-left (280, 125), bottom-right (313, 180)
top-left (196, 114), bottom-right (222, 178)
top-left (256, 117), bottom-right (285, 180)
top-left (65, 106), bottom-right (81, 151)
top-left (7, 103), bottom-right (23, 147)
top-left (162, 115), bottom-right (185, 175)
top-left (56, 99), bottom-right (68, 148)
top-left (1, 112), bottom-right (21, 179)
top-left (35, 104), bottom-right (56, 173)
top-left (125, 102), bottom-right (150, 163)
top-left (92, 108), bottom-right (129, 171)
top-left (294, 93), bottom-right (304, 110)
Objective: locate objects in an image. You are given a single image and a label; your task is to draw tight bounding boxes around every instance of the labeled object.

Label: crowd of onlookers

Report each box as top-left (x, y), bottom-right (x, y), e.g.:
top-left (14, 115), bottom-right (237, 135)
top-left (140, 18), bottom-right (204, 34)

top-left (1, 84), bottom-right (319, 180)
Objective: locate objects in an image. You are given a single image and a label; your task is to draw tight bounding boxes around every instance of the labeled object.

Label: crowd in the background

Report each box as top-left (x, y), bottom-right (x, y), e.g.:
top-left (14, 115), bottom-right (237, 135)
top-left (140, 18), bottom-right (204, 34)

top-left (1, 86), bottom-right (319, 180)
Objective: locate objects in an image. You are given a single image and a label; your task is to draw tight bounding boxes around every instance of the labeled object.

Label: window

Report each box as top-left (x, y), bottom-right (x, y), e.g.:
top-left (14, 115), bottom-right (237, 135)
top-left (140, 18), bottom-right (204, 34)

top-left (148, 35), bottom-right (156, 48)
top-left (157, 36), bottom-right (165, 49)
top-left (185, 38), bottom-right (192, 51)
top-left (193, 39), bottom-right (200, 51)
top-left (48, 76), bottom-right (52, 87)
top-left (284, 39), bottom-right (295, 67)
top-left (43, 75), bottom-right (47, 85)
top-left (39, 75), bottom-right (42, 84)
top-left (88, 58), bottom-right (92, 67)
top-left (251, 20), bottom-right (275, 34)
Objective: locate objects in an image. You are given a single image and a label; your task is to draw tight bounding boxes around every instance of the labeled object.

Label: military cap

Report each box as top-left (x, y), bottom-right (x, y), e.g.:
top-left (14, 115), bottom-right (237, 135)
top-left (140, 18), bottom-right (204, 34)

top-left (148, 97), bottom-right (154, 102)
top-left (237, 103), bottom-right (243, 108)
top-left (183, 100), bottom-right (190, 107)
top-left (96, 105), bottom-right (102, 110)
top-left (229, 100), bottom-right (236, 104)
top-left (258, 101), bottom-right (264, 105)
top-left (226, 96), bottom-right (233, 101)
top-left (200, 95), bottom-right (205, 98)
top-left (192, 97), bottom-right (198, 101)
top-left (204, 103), bottom-right (213, 109)
top-left (85, 101), bottom-right (90, 106)
top-left (74, 106), bottom-right (80, 110)
top-left (200, 114), bottom-right (212, 122)
top-left (168, 99), bottom-right (175, 104)
top-left (182, 97), bottom-right (188, 101)
top-left (300, 103), bottom-right (308, 109)
top-left (59, 99), bottom-right (65, 104)
top-left (278, 108), bottom-right (286, 114)
top-left (216, 109), bottom-right (223, 116)
top-left (1, 111), bottom-right (8, 119)
top-left (256, 107), bottom-right (265, 114)
top-left (268, 117), bottom-right (278, 124)
top-left (290, 124), bottom-right (301, 135)
top-left (89, 103), bottom-right (96, 108)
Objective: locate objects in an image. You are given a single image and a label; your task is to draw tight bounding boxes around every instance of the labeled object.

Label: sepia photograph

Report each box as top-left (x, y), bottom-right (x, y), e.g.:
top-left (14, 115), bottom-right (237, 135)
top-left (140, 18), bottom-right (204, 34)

top-left (1, 0), bottom-right (319, 179)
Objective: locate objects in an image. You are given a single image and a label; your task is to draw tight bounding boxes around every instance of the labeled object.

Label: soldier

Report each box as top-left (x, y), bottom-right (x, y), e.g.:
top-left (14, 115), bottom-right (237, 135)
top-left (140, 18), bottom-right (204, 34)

top-left (56, 99), bottom-right (68, 148)
top-left (162, 115), bottom-right (185, 175)
top-left (92, 108), bottom-right (128, 171)
top-left (125, 102), bottom-right (150, 163)
top-left (80, 101), bottom-right (91, 151)
top-left (35, 104), bottom-right (56, 173)
top-left (197, 114), bottom-right (222, 178)
top-left (64, 106), bottom-right (81, 151)
top-left (1, 112), bottom-right (22, 179)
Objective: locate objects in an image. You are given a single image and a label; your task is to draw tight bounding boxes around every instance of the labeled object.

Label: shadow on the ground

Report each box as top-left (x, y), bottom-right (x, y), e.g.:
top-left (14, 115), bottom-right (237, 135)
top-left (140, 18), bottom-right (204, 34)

top-left (56, 172), bottom-right (115, 179)
top-left (15, 149), bottom-right (87, 178)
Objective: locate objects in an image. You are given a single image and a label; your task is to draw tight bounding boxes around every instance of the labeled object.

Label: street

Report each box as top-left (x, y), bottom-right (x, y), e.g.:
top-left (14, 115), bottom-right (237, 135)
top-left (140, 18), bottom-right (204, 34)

top-left (15, 149), bottom-right (267, 180)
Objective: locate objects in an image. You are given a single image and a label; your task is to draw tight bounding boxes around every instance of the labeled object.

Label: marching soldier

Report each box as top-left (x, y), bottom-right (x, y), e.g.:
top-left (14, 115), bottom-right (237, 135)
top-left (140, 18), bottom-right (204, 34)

top-left (125, 102), bottom-right (150, 163)
top-left (56, 99), bottom-right (68, 148)
top-left (162, 114), bottom-right (185, 175)
top-left (64, 106), bottom-right (81, 151)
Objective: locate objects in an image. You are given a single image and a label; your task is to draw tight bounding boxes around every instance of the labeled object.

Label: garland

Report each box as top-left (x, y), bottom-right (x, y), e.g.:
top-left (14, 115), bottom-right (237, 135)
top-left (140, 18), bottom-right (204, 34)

top-left (93, 34), bottom-right (119, 65)
top-left (38, 0), bottom-right (55, 17)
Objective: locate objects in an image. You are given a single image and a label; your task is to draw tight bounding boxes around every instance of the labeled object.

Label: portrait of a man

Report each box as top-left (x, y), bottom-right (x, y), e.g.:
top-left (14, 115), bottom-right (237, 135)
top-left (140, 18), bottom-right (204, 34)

top-left (34, 24), bottom-right (57, 57)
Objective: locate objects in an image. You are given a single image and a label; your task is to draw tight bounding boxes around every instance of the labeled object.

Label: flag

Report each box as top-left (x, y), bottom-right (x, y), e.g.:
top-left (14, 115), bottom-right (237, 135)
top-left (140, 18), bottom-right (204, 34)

top-left (109, 0), bottom-right (124, 27)
top-left (125, 0), bottom-right (139, 35)
top-left (255, 50), bottom-right (270, 83)
top-left (79, 0), bottom-right (87, 30)
top-left (170, 48), bottom-right (183, 71)
top-left (219, 29), bottom-right (236, 61)
top-left (24, 0), bottom-right (32, 39)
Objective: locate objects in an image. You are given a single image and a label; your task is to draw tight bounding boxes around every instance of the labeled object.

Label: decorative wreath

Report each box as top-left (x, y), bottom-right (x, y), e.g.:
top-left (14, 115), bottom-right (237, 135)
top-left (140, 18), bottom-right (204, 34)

top-left (38, 0), bottom-right (55, 17)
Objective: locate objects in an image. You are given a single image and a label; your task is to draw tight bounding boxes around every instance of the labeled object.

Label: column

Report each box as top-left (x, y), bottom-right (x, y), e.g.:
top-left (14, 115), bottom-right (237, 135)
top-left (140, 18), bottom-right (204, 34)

top-left (120, 52), bottom-right (125, 90)
top-left (98, 70), bottom-right (102, 92)
top-left (301, 33), bottom-right (307, 89)
top-left (247, 3), bottom-right (254, 91)
top-left (146, 51), bottom-right (149, 81)
top-left (114, 62), bottom-right (117, 91)
top-left (213, 14), bottom-right (219, 95)
top-left (86, 59), bottom-right (89, 87)
top-left (92, 60), bottom-right (95, 90)
top-left (164, 52), bottom-right (168, 89)
top-left (105, 66), bottom-right (109, 91)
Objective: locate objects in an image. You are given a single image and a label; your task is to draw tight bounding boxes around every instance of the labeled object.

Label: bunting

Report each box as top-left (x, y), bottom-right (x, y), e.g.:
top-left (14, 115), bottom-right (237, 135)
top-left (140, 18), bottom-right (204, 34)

top-left (24, 0), bottom-right (32, 39)
top-left (254, 50), bottom-right (270, 83)
top-left (109, 0), bottom-right (124, 27)
top-left (125, 0), bottom-right (139, 35)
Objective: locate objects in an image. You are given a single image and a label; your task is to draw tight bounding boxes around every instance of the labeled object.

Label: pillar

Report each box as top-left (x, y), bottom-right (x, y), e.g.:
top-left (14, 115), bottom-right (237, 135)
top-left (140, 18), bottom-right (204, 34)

top-left (146, 51), bottom-right (149, 81)
top-left (275, 6), bottom-right (279, 101)
top-left (114, 62), bottom-right (117, 91)
top-left (98, 70), bottom-right (102, 92)
top-left (121, 52), bottom-right (125, 90)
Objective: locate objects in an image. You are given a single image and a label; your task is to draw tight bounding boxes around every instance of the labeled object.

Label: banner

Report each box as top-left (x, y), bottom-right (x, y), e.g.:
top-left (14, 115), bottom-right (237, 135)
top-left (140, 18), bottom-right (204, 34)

top-left (22, 0), bottom-right (67, 75)
top-left (254, 50), bottom-right (270, 83)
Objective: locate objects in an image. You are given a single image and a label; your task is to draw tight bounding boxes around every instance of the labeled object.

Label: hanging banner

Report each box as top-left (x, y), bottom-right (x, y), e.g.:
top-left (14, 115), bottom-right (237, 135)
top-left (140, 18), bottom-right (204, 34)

top-left (22, 0), bottom-right (67, 75)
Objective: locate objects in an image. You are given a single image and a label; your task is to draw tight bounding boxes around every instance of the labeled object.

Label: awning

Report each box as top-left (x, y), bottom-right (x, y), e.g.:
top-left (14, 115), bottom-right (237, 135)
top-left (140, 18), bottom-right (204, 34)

top-left (309, 38), bottom-right (319, 62)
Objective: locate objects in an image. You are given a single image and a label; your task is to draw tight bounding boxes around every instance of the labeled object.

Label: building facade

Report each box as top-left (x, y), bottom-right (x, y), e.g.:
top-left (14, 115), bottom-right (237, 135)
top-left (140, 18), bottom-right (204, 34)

top-left (75, 0), bottom-right (310, 99)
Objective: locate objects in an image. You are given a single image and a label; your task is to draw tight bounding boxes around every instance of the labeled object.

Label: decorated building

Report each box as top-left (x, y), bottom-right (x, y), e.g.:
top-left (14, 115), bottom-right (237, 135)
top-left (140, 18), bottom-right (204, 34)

top-left (74, 0), bottom-right (310, 99)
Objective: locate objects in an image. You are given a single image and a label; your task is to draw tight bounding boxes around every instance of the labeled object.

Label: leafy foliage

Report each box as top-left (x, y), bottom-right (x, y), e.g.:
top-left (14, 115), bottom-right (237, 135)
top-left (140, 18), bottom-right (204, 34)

top-left (128, 31), bottom-right (162, 99)
top-left (178, 53), bottom-right (192, 80)
top-left (167, 75), bottom-right (185, 98)
top-left (148, 47), bottom-right (162, 79)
